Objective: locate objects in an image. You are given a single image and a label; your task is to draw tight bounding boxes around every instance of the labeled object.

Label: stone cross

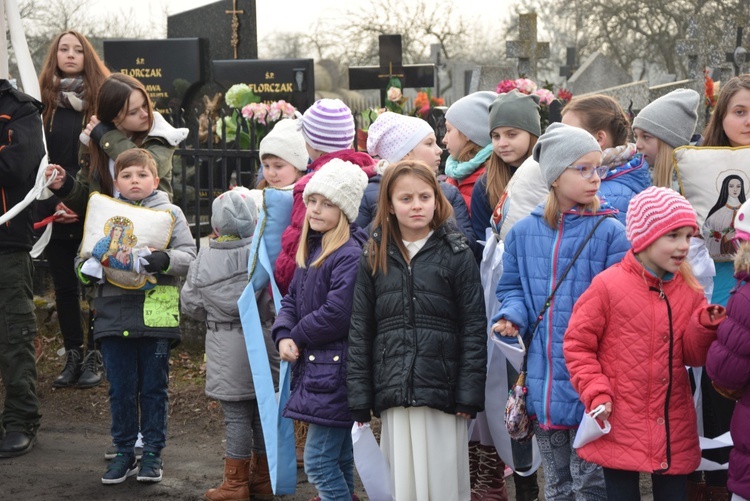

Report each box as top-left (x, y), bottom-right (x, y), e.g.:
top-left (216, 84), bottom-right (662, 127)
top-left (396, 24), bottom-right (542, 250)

top-left (506, 13), bottom-right (550, 80)
top-left (348, 34), bottom-right (435, 107)
top-left (559, 47), bottom-right (577, 80)
top-left (225, 0), bottom-right (245, 59)
top-left (675, 18), bottom-right (708, 131)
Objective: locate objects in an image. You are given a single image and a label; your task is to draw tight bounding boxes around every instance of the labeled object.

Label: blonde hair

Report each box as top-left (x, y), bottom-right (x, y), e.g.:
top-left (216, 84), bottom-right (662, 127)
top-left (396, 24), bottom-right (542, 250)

top-left (543, 188), bottom-right (601, 229)
top-left (735, 241), bottom-right (750, 275)
top-left (296, 205), bottom-right (351, 268)
top-left (485, 135), bottom-right (537, 208)
top-left (679, 261), bottom-right (704, 293)
top-left (650, 139), bottom-right (677, 188)
top-left (367, 161), bottom-right (453, 274)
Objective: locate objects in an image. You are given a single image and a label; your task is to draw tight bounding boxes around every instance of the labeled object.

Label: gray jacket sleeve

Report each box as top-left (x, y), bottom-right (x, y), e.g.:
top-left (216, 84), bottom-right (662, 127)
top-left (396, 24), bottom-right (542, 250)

top-left (164, 207), bottom-right (197, 277)
top-left (181, 253), bottom-right (207, 321)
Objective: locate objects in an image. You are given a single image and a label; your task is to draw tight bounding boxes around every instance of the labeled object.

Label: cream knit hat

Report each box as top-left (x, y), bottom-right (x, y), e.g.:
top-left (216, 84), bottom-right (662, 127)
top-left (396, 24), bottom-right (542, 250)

top-left (259, 118), bottom-right (309, 171)
top-left (303, 158), bottom-right (368, 223)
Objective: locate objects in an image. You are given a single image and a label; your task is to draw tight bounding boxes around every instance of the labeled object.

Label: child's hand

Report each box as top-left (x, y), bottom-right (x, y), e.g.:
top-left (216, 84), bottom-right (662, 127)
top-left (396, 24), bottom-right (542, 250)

top-left (45, 164), bottom-right (66, 190)
top-left (279, 338), bottom-right (299, 362)
top-left (492, 319), bottom-right (519, 337)
top-left (707, 305), bottom-right (726, 323)
top-left (83, 115), bottom-right (100, 137)
top-left (456, 412), bottom-right (471, 420)
top-left (54, 202), bottom-right (79, 224)
top-left (597, 402), bottom-right (613, 422)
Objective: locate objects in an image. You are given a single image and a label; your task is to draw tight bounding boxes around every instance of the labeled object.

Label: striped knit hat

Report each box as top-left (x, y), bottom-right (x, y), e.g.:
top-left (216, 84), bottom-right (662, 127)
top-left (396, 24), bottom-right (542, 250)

top-left (366, 112), bottom-right (434, 163)
top-left (626, 186), bottom-right (698, 253)
top-left (299, 99), bottom-right (355, 153)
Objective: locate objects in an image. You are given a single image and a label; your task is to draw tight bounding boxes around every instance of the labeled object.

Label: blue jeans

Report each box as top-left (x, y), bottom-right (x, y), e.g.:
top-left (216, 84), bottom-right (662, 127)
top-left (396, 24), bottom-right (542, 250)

top-left (100, 336), bottom-right (171, 456)
top-left (304, 424), bottom-right (354, 501)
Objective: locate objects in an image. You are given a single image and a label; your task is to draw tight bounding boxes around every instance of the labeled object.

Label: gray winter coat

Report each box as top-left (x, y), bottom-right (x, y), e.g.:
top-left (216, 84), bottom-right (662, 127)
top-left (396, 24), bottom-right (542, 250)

top-left (181, 236), bottom-right (280, 401)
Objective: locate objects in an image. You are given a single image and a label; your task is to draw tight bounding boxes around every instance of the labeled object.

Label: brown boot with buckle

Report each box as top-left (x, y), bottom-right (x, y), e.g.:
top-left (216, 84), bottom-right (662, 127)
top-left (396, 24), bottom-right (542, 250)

top-left (472, 444), bottom-right (508, 501)
top-left (205, 457), bottom-right (251, 501)
top-left (248, 453), bottom-right (273, 500)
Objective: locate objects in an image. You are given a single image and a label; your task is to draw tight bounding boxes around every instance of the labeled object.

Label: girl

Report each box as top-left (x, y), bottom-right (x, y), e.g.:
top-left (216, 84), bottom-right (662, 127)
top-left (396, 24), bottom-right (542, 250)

top-left (707, 200), bottom-right (750, 501)
top-left (565, 186), bottom-right (725, 501)
top-left (348, 161), bottom-right (488, 501)
top-left (38, 31), bottom-right (109, 389)
top-left (631, 88), bottom-right (701, 189)
top-left (492, 123), bottom-right (630, 500)
top-left (182, 190), bottom-right (278, 500)
top-left (471, 90), bottom-right (540, 241)
top-left (562, 94), bottom-right (651, 224)
top-left (46, 72), bottom-right (188, 217)
top-left (272, 159), bottom-right (369, 501)
top-left (257, 118), bottom-right (308, 189)
top-left (361, 111), bottom-right (474, 246)
top-left (443, 91), bottom-right (497, 211)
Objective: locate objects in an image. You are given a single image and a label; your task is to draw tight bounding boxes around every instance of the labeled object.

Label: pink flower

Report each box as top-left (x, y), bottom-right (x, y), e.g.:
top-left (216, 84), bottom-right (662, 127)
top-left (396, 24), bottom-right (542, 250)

top-left (387, 86), bottom-right (402, 102)
top-left (241, 103), bottom-right (255, 119)
top-left (535, 88), bottom-right (554, 105)
top-left (496, 79), bottom-right (517, 94)
top-left (514, 78), bottom-right (537, 94)
top-left (268, 102), bottom-right (282, 121)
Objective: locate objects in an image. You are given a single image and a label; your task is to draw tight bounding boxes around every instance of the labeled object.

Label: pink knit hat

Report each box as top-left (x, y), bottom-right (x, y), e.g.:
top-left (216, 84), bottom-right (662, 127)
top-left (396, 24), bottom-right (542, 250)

top-left (366, 112), bottom-right (434, 164)
top-left (734, 201), bottom-right (750, 243)
top-left (299, 99), bottom-right (355, 153)
top-left (626, 186), bottom-right (699, 253)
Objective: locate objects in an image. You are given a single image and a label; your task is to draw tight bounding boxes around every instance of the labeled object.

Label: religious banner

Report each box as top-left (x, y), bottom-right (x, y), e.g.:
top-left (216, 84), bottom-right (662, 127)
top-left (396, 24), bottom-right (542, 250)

top-left (674, 145), bottom-right (750, 261)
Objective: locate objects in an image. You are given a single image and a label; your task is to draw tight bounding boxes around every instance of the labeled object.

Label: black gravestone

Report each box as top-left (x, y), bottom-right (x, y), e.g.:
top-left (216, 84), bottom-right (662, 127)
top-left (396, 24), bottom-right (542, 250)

top-left (103, 38), bottom-right (205, 115)
top-left (167, 0), bottom-right (257, 62)
top-left (212, 58), bottom-right (315, 112)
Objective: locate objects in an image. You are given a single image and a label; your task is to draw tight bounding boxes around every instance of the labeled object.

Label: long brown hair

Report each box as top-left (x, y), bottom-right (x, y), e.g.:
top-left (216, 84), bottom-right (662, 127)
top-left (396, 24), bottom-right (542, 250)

top-left (367, 160), bottom-right (453, 274)
top-left (703, 74), bottom-right (750, 147)
top-left (485, 135), bottom-right (537, 209)
top-left (562, 94), bottom-right (631, 147)
top-left (89, 73), bottom-right (155, 196)
top-left (38, 31), bottom-right (110, 128)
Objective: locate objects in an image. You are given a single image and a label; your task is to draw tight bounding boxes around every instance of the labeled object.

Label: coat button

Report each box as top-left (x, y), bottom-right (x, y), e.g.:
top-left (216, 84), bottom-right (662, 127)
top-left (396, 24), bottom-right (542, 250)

top-left (123, 330), bottom-right (129, 336)
top-left (104, 142), bottom-right (110, 148)
top-left (660, 462), bottom-right (668, 469)
top-left (663, 336), bottom-right (669, 342)
top-left (411, 400), bottom-right (417, 405)
top-left (657, 417), bottom-right (665, 425)
top-left (333, 355), bottom-right (340, 361)
top-left (662, 377), bottom-right (668, 384)
top-left (308, 355), bottom-right (315, 361)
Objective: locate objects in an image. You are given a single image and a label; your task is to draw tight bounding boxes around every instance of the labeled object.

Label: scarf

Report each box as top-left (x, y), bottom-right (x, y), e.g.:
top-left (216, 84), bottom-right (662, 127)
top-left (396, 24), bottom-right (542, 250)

top-left (56, 76), bottom-right (85, 112)
top-left (601, 143), bottom-right (637, 169)
top-left (445, 143), bottom-right (493, 182)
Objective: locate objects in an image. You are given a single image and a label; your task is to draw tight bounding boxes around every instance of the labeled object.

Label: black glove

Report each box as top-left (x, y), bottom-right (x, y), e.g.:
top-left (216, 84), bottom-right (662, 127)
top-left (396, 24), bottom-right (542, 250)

top-left (143, 251), bottom-right (170, 274)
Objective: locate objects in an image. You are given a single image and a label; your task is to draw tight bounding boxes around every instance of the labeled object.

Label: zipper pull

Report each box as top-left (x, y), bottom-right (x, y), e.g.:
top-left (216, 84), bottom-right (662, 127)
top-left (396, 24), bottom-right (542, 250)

top-left (658, 281), bottom-right (665, 300)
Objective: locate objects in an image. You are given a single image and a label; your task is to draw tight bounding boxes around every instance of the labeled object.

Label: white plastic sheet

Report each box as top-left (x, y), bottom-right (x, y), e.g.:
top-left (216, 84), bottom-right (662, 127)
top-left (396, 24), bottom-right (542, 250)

top-left (352, 423), bottom-right (393, 501)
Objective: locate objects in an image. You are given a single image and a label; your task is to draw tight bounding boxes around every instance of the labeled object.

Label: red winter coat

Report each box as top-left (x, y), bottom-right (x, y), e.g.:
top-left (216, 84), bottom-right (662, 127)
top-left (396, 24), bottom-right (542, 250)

top-left (446, 164), bottom-right (486, 214)
top-left (564, 251), bottom-right (721, 474)
top-left (273, 149), bottom-right (375, 296)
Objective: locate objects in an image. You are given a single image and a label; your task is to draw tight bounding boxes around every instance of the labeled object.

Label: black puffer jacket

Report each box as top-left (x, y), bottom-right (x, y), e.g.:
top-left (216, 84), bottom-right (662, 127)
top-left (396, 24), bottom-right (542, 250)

top-left (347, 224), bottom-right (487, 420)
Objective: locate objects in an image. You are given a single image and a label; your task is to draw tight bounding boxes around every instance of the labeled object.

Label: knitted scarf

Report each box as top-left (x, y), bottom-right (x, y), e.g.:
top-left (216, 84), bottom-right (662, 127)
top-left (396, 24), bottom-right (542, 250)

top-left (445, 143), bottom-right (493, 182)
top-left (601, 143), bottom-right (637, 169)
top-left (56, 76), bottom-right (85, 112)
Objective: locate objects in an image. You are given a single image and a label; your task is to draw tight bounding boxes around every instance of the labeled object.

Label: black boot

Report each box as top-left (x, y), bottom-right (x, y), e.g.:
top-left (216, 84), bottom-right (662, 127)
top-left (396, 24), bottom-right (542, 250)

top-left (53, 347), bottom-right (83, 388)
top-left (77, 349), bottom-right (104, 388)
top-left (513, 471), bottom-right (540, 501)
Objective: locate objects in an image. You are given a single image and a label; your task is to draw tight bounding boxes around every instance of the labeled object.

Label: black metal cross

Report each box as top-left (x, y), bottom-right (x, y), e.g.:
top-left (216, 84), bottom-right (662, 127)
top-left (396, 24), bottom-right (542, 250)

top-left (559, 47), bottom-right (578, 79)
top-left (725, 26), bottom-right (748, 77)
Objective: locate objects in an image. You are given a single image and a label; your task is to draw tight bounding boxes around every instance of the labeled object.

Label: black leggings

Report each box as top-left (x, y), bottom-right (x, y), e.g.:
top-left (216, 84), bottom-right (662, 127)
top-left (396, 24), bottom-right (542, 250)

top-left (603, 468), bottom-right (687, 501)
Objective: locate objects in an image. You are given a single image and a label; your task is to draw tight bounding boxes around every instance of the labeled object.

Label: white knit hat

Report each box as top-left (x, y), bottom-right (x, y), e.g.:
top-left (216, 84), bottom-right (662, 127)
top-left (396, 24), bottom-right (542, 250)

top-left (259, 118), bottom-right (309, 171)
top-left (299, 99), bottom-right (355, 153)
top-left (303, 158), bottom-right (368, 223)
top-left (445, 91), bottom-right (497, 147)
top-left (211, 189), bottom-right (258, 238)
top-left (366, 112), bottom-right (435, 164)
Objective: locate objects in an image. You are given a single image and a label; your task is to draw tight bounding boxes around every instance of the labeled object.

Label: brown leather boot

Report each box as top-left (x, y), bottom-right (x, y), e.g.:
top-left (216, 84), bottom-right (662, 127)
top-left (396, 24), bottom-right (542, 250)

top-left (248, 453), bottom-right (273, 500)
top-left (205, 458), bottom-right (251, 501)
top-left (472, 444), bottom-right (508, 501)
top-left (294, 420), bottom-right (308, 468)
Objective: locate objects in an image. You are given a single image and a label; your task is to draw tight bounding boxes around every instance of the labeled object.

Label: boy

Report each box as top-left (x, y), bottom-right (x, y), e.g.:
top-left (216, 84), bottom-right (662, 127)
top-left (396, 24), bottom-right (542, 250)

top-left (80, 148), bottom-right (196, 484)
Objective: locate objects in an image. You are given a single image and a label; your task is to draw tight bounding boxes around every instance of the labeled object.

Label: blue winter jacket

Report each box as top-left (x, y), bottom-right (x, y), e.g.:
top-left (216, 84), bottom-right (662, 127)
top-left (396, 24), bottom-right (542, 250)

top-left (598, 153), bottom-right (650, 225)
top-left (272, 225), bottom-right (368, 428)
top-left (494, 203), bottom-right (630, 428)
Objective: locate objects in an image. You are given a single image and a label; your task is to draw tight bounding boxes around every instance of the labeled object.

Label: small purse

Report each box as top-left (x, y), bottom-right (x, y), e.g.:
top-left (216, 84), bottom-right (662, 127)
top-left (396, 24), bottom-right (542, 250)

top-left (504, 216), bottom-right (608, 442)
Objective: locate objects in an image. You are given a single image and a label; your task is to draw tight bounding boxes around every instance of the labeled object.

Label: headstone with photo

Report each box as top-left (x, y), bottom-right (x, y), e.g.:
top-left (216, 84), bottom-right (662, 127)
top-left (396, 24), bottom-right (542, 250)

top-left (103, 38), bottom-right (206, 116)
top-left (567, 51), bottom-right (633, 96)
top-left (505, 13), bottom-right (550, 80)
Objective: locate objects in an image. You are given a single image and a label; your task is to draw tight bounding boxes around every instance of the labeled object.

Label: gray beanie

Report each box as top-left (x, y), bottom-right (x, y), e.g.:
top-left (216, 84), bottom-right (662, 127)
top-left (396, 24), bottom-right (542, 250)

top-left (533, 122), bottom-right (602, 189)
top-left (445, 91), bottom-right (497, 147)
top-left (489, 91), bottom-right (542, 137)
top-left (211, 189), bottom-right (258, 238)
top-left (632, 88), bottom-right (700, 148)
top-left (304, 158), bottom-right (368, 223)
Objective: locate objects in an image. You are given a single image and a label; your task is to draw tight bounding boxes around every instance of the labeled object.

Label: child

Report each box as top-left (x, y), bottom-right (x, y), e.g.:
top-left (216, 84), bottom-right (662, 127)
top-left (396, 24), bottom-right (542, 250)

top-left (443, 91), bottom-right (497, 211)
top-left (348, 161), bottom-right (488, 501)
top-left (492, 123), bottom-right (630, 500)
top-left (562, 94), bottom-right (650, 224)
top-left (257, 117), bottom-right (308, 189)
top-left (37, 31), bottom-right (110, 389)
top-left (45, 72), bottom-right (187, 217)
top-left (83, 149), bottom-right (196, 484)
top-left (706, 200), bottom-right (750, 501)
top-left (564, 186), bottom-right (726, 500)
top-left (272, 159), bottom-right (369, 501)
top-left (181, 190), bottom-right (279, 500)
top-left (471, 90), bottom-right (540, 241)
top-left (362, 111), bottom-right (474, 246)
top-left (631, 88), bottom-right (700, 189)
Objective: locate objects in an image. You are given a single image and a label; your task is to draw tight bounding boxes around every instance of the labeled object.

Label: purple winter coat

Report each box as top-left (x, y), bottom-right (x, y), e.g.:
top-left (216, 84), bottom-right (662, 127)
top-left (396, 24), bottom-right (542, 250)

top-left (706, 270), bottom-right (750, 500)
top-left (272, 225), bottom-right (368, 428)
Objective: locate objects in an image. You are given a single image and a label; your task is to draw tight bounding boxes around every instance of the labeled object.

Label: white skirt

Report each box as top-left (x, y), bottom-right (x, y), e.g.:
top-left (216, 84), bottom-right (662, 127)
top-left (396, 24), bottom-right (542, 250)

top-left (380, 406), bottom-right (470, 501)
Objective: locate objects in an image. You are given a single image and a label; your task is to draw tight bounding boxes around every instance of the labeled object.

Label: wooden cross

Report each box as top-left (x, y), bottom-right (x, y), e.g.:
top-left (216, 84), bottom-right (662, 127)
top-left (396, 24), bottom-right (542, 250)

top-left (506, 13), bottom-right (550, 80)
top-left (225, 0), bottom-right (245, 59)
top-left (559, 47), bottom-right (578, 79)
top-left (348, 34), bottom-right (435, 107)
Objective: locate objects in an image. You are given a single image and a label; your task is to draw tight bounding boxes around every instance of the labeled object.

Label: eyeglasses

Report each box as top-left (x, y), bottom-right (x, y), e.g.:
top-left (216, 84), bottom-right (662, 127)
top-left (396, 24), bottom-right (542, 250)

top-left (567, 164), bottom-right (609, 179)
